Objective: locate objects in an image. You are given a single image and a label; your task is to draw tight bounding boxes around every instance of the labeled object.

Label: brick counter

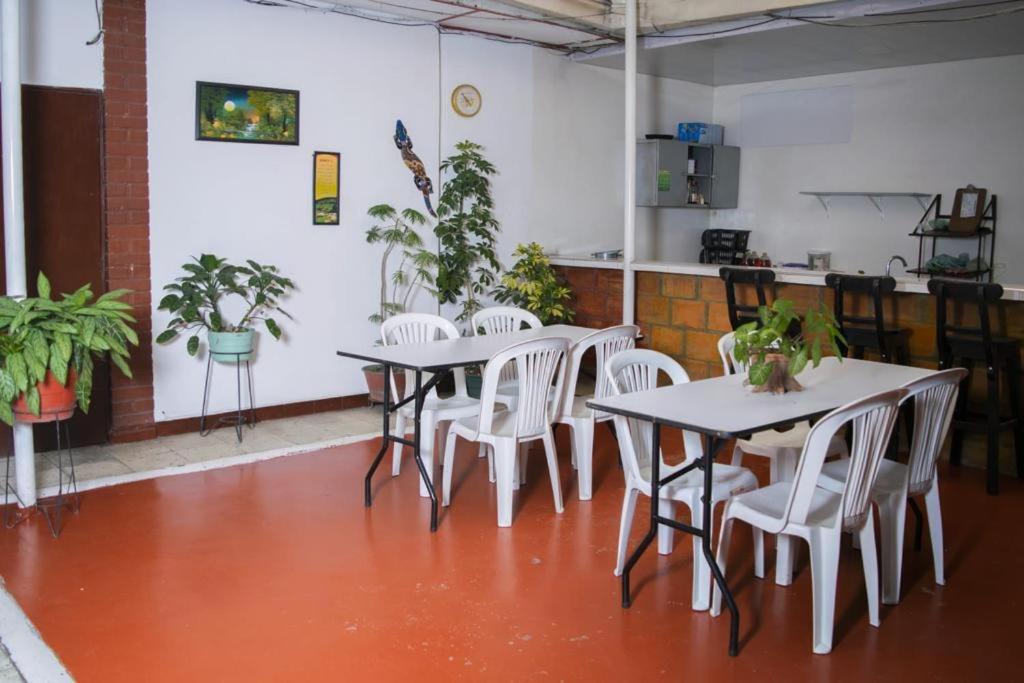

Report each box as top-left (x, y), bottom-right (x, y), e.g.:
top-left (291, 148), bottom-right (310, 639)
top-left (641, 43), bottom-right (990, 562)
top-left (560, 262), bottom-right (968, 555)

top-left (555, 264), bottom-right (1024, 472)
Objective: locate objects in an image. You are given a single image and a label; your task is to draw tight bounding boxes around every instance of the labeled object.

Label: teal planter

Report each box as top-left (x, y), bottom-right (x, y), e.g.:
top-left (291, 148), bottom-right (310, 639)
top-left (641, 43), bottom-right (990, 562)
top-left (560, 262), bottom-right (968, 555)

top-left (209, 329), bottom-right (255, 363)
top-left (465, 373), bottom-right (482, 399)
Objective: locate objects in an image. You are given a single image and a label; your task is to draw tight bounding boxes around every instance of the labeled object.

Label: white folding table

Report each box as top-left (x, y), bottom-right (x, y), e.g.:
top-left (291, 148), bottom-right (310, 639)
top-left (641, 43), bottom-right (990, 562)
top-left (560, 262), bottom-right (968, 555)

top-left (587, 356), bottom-right (936, 657)
top-left (337, 324), bottom-right (600, 532)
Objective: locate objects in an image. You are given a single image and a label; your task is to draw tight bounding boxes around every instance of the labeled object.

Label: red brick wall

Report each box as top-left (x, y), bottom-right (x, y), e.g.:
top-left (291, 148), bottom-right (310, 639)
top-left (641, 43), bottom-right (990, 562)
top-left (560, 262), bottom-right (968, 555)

top-left (560, 265), bottom-right (1024, 471)
top-left (104, 0), bottom-right (155, 442)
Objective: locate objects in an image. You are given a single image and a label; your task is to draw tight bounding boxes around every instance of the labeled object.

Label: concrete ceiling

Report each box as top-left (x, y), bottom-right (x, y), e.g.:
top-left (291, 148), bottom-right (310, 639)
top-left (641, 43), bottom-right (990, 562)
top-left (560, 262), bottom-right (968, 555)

top-left (579, 0), bottom-right (1024, 84)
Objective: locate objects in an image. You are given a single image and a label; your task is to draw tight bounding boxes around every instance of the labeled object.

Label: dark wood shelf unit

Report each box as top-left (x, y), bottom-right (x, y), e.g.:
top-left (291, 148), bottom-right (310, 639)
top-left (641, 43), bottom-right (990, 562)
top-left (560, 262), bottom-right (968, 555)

top-left (908, 194), bottom-right (996, 283)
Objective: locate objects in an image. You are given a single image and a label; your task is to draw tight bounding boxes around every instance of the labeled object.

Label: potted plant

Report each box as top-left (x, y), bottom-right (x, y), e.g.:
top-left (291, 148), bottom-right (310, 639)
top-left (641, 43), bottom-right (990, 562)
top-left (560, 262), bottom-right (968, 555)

top-left (0, 273), bottom-right (137, 425)
top-left (434, 140), bottom-right (501, 323)
top-left (155, 254), bottom-right (295, 362)
top-left (493, 242), bottom-right (574, 325)
top-left (363, 204), bottom-right (438, 403)
top-left (732, 299), bottom-right (845, 394)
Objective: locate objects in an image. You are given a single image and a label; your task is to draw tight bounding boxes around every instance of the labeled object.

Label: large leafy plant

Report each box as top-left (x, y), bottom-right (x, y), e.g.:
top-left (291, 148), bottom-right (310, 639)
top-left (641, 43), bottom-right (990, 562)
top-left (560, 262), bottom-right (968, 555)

top-left (156, 254), bottom-right (296, 356)
top-left (732, 299), bottom-right (844, 388)
top-left (365, 204), bottom-right (437, 324)
top-left (434, 140), bottom-right (501, 322)
top-left (0, 273), bottom-right (137, 425)
top-left (493, 242), bottom-right (574, 325)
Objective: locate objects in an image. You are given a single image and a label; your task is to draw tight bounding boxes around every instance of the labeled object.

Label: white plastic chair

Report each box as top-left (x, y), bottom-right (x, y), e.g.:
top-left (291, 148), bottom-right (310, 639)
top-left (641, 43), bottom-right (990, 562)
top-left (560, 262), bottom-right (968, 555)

top-left (471, 306), bottom-right (543, 411)
top-left (554, 325), bottom-right (638, 501)
top-left (711, 388), bottom-right (905, 654)
top-left (442, 337), bottom-right (570, 527)
top-left (817, 368), bottom-right (966, 605)
top-left (719, 330), bottom-right (849, 584)
top-left (381, 313), bottom-right (480, 498)
top-left (606, 348), bottom-right (764, 610)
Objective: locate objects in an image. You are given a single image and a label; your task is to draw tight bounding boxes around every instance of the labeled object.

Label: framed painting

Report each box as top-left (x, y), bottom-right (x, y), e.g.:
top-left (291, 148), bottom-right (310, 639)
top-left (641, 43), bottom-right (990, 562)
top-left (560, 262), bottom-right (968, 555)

top-left (195, 81), bottom-right (299, 145)
top-left (313, 151), bottom-right (340, 225)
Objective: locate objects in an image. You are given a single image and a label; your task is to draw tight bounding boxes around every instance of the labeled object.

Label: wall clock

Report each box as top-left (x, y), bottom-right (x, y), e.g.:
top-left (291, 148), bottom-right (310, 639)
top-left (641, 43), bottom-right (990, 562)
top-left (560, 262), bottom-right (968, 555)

top-left (451, 84), bottom-right (482, 117)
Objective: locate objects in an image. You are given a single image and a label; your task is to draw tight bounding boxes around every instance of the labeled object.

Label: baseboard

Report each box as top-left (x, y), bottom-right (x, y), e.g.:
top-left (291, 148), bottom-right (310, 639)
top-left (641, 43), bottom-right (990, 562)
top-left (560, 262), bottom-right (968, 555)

top-left (152, 394), bottom-right (371, 438)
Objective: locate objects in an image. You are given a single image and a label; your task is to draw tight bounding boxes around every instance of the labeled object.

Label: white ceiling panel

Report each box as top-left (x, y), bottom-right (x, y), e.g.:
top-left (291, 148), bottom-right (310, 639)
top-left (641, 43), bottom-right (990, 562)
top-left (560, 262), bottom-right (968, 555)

top-left (440, 14), bottom-right (603, 45)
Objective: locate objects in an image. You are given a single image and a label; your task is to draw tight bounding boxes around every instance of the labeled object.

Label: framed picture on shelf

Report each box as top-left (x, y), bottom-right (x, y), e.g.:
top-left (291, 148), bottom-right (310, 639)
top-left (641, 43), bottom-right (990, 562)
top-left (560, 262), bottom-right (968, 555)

top-left (948, 185), bottom-right (987, 233)
top-left (195, 81), bottom-right (299, 145)
top-left (312, 151), bottom-right (340, 226)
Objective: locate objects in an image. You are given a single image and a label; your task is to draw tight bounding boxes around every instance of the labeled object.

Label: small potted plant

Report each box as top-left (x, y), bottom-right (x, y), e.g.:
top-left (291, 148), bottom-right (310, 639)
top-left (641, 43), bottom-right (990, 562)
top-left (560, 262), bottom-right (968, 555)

top-left (732, 299), bottom-right (844, 394)
top-left (155, 254), bottom-right (295, 362)
top-left (0, 273), bottom-right (138, 425)
top-left (493, 242), bottom-right (574, 325)
top-left (363, 204), bottom-right (438, 403)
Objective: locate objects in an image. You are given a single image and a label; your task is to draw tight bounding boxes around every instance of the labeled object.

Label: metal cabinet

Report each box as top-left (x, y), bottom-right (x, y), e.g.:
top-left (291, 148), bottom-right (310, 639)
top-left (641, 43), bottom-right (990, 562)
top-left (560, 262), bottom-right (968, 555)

top-left (636, 140), bottom-right (739, 209)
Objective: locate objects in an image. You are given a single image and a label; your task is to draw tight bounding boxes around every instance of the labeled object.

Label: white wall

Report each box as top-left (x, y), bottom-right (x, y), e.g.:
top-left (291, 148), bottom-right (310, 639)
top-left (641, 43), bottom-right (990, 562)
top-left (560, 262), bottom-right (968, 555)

top-left (711, 55), bottom-right (1024, 280)
top-left (148, 0), bottom-right (706, 418)
top-left (148, 0), bottom-right (442, 419)
top-left (0, 0), bottom-right (103, 89)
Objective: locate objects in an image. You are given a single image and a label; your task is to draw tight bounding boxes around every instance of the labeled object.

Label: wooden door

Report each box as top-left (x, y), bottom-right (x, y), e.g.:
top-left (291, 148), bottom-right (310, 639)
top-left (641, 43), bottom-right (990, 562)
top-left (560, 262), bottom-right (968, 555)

top-left (0, 85), bottom-right (109, 450)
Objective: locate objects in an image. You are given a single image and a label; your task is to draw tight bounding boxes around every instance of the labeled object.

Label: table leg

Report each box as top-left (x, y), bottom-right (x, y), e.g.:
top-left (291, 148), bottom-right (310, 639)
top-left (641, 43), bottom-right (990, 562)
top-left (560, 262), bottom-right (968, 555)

top-left (703, 435), bottom-right (740, 657)
top-left (364, 363), bottom-right (392, 507)
top-left (407, 370), bottom-right (440, 532)
top-left (620, 422), bottom-right (661, 608)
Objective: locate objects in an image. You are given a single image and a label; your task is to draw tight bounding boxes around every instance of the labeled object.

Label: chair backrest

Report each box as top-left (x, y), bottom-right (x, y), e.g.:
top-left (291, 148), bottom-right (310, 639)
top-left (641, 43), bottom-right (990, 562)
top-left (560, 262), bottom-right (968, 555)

top-left (825, 273), bottom-right (897, 357)
top-left (560, 325), bottom-right (639, 419)
top-left (719, 266), bottom-right (775, 330)
top-left (471, 306), bottom-right (543, 383)
top-left (478, 337), bottom-right (569, 439)
top-left (717, 331), bottom-right (748, 376)
top-left (605, 349), bottom-right (703, 485)
top-left (901, 368), bottom-right (968, 495)
top-left (785, 388), bottom-right (905, 532)
top-left (471, 306), bottom-right (543, 335)
top-left (380, 313), bottom-right (467, 399)
top-left (927, 278), bottom-right (1004, 369)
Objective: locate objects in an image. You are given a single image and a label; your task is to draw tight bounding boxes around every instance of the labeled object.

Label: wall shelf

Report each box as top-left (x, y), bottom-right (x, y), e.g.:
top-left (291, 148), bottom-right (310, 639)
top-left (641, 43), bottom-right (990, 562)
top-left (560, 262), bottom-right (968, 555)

top-left (800, 191), bottom-right (933, 219)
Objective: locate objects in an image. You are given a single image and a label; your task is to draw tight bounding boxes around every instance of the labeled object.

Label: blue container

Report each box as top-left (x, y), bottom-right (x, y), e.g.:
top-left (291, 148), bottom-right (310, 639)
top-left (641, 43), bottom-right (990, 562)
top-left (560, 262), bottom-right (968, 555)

top-left (208, 329), bottom-right (256, 363)
top-left (677, 122), bottom-right (724, 145)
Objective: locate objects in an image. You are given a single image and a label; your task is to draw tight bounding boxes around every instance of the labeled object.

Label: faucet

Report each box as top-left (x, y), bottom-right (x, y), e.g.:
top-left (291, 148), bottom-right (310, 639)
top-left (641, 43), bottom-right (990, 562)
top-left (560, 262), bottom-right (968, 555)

top-left (886, 255), bottom-right (907, 277)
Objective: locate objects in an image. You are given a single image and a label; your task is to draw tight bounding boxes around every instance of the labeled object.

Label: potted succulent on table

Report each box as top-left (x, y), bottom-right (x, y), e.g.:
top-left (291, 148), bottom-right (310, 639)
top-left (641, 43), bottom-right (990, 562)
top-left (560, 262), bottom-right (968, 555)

top-left (493, 242), bottom-right (574, 325)
top-left (732, 299), bottom-right (845, 394)
top-left (363, 204), bottom-right (438, 403)
top-left (155, 254), bottom-right (295, 361)
top-left (0, 273), bottom-right (137, 425)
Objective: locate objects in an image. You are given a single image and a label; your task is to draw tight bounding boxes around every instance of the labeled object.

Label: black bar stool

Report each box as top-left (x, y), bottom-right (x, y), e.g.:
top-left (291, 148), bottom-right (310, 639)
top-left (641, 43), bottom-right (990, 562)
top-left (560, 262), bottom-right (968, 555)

top-left (928, 278), bottom-right (1023, 495)
top-left (824, 273), bottom-right (911, 364)
top-left (719, 267), bottom-right (775, 329)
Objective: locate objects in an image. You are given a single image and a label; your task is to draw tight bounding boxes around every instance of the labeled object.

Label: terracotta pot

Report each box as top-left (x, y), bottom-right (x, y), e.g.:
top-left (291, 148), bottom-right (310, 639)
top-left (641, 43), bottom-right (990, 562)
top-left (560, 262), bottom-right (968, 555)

top-left (748, 353), bottom-right (803, 395)
top-left (362, 365), bottom-right (406, 405)
top-left (13, 370), bottom-right (78, 423)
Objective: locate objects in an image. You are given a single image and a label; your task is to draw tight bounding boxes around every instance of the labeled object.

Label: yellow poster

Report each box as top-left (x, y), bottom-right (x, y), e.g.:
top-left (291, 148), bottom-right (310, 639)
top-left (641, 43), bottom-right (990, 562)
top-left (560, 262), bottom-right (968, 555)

top-left (313, 151), bottom-right (340, 225)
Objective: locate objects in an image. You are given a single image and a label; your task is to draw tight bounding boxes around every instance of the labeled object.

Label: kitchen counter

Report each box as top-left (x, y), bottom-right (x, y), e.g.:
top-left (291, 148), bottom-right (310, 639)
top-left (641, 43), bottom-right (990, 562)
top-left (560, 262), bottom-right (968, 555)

top-left (549, 255), bottom-right (1024, 301)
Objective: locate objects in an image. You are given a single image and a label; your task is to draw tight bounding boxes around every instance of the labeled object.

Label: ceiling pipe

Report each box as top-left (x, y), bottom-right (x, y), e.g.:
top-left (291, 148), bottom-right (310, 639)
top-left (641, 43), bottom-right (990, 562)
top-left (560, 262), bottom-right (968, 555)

top-left (621, 0), bottom-right (635, 325)
top-left (1, 0), bottom-right (37, 507)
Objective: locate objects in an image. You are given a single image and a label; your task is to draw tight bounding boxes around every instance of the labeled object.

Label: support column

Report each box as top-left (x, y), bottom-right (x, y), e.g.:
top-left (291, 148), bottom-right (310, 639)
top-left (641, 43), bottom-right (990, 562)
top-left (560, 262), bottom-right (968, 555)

top-left (622, 0), bottom-right (637, 325)
top-left (1, 0), bottom-right (36, 506)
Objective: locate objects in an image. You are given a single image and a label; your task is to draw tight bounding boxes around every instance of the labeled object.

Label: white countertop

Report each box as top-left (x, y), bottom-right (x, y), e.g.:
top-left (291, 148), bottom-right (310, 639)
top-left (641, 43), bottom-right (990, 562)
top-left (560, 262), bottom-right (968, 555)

top-left (548, 255), bottom-right (1024, 301)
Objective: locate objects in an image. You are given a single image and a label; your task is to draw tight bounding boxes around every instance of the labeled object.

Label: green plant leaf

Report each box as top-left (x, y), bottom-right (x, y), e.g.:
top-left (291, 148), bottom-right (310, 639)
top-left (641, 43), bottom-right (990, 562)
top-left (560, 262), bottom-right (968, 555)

top-left (0, 401), bottom-right (12, 426)
top-left (789, 349), bottom-right (808, 376)
top-left (49, 346), bottom-right (69, 385)
top-left (110, 352), bottom-right (133, 379)
top-left (37, 272), bottom-right (51, 300)
top-left (748, 362), bottom-right (771, 386)
top-left (0, 369), bottom-right (16, 403)
top-left (6, 354), bottom-right (28, 393)
top-left (186, 335), bottom-right (200, 356)
top-left (265, 318), bottom-right (281, 340)
top-left (26, 385), bottom-right (40, 417)
top-left (155, 329), bottom-right (178, 344)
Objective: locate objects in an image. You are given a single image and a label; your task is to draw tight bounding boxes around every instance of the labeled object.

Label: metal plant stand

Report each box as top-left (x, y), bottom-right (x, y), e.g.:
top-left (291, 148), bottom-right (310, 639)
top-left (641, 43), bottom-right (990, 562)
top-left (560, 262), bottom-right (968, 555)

top-left (4, 417), bottom-right (79, 538)
top-left (199, 352), bottom-right (256, 442)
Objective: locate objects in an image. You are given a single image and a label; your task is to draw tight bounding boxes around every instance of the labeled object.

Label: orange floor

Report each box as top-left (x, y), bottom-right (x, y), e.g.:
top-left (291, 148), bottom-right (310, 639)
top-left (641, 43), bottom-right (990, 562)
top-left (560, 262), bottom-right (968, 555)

top-left (0, 428), bottom-right (1019, 681)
